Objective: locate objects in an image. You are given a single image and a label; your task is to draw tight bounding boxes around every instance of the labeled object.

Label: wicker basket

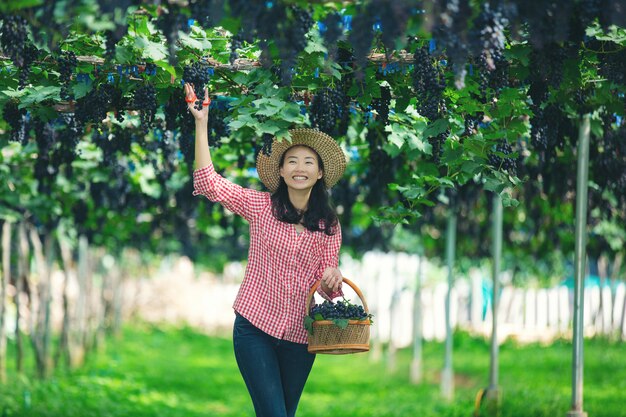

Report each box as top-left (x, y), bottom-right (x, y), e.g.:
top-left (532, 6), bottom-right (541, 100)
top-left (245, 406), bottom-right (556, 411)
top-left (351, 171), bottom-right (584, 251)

top-left (305, 278), bottom-right (371, 355)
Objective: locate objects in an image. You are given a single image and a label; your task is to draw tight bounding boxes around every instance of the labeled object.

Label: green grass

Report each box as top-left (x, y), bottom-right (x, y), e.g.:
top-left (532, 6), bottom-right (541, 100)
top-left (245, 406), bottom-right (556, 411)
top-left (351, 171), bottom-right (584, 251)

top-left (1, 324), bottom-right (625, 417)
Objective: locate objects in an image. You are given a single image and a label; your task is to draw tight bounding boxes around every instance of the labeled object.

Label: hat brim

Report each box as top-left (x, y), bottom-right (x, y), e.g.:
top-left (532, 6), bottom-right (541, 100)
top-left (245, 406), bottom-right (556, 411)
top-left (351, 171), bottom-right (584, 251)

top-left (256, 128), bottom-right (346, 193)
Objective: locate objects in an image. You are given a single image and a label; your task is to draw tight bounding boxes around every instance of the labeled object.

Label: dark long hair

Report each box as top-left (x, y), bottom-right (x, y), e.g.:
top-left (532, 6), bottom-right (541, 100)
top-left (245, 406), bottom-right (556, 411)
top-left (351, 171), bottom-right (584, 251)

top-left (270, 148), bottom-right (339, 236)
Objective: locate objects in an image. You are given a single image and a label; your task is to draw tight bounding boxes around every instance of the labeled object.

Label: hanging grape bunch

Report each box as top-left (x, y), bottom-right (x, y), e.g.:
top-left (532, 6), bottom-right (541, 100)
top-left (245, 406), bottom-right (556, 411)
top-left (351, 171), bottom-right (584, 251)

top-left (183, 61), bottom-right (211, 110)
top-left (208, 105), bottom-right (230, 148)
top-left (487, 139), bottom-right (517, 176)
top-left (259, 133), bottom-right (273, 157)
top-left (2, 99), bottom-right (27, 144)
top-left (321, 11), bottom-right (343, 58)
top-left (309, 87), bottom-right (342, 135)
top-left (371, 85), bottom-right (391, 126)
top-left (75, 85), bottom-right (115, 127)
top-left (0, 14), bottom-right (28, 67)
top-left (133, 84), bottom-right (157, 135)
top-left (59, 51), bottom-right (77, 101)
top-left (413, 46), bottom-right (446, 121)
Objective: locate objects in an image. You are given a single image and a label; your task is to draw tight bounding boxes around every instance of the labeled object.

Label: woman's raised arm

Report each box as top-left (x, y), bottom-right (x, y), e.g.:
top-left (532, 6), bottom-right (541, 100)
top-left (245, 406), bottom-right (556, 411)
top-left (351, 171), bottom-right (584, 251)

top-left (184, 83), bottom-right (212, 170)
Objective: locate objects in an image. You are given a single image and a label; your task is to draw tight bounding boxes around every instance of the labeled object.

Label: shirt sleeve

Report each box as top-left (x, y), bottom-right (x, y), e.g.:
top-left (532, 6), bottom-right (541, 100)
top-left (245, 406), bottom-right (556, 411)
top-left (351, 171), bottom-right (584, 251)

top-left (192, 163), bottom-right (267, 222)
top-left (315, 221), bottom-right (343, 300)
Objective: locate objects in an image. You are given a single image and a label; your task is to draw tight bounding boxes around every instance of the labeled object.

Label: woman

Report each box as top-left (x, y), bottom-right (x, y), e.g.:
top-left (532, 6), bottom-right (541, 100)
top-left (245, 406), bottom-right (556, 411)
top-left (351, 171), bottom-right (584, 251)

top-left (185, 84), bottom-right (346, 417)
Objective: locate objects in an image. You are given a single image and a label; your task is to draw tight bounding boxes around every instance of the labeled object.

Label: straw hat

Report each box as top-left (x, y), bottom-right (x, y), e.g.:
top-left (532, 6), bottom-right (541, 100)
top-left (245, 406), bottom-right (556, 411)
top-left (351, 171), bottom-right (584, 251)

top-left (256, 128), bottom-right (347, 193)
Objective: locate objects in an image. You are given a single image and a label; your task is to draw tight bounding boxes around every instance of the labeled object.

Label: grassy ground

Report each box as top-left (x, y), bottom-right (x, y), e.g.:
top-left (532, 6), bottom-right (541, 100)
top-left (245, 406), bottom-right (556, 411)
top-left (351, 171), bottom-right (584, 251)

top-left (0, 324), bottom-right (624, 417)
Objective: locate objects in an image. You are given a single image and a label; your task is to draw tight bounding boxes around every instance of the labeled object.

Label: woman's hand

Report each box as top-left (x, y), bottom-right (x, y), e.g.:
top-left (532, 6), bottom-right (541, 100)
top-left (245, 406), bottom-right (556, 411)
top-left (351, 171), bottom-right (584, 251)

top-left (184, 83), bottom-right (210, 122)
top-left (321, 267), bottom-right (343, 293)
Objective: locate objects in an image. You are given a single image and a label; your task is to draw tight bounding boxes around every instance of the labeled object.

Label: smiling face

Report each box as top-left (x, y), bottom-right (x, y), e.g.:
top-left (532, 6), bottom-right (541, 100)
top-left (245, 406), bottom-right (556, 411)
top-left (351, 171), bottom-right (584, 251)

top-left (279, 145), bottom-right (323, 191)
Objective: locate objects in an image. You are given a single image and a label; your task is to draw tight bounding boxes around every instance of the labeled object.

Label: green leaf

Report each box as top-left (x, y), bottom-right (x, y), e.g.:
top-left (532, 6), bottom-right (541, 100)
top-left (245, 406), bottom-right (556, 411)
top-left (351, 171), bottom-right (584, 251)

top-left (116, 45), bottom-right (134, 64)
top-left (314, 313), bottom-right (324, 321)
top-left (179, 32), bottom-right (212, 51)
top-left (423, 119), bottom-right (449, 138)
top-left (279, 104), bottom-right (304, 123)
top-left (332, 319), bottom-right (349, 329)
top-left (304, 316), bottom-right (314, 335)
top-left (155, 60), bottom-right (177, 77)
top-left (135, 36), bottom-right (168, 61)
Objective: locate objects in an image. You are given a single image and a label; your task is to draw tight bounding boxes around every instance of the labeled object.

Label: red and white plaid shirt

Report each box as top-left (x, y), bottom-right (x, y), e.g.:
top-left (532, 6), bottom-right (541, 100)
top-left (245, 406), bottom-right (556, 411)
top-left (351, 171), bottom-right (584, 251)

top-left (193, 163), bottom-right (342, 344)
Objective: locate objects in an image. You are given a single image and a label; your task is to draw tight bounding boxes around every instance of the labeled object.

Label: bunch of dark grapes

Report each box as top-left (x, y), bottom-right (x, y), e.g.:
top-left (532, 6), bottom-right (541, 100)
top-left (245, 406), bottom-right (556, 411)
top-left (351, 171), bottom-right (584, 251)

top-left (92, 127), bottom-right (114, 166)
top-left (476, 49), bottom-right (509, 101)
top-left (104, 30), bottom-right (117, 61)
top-left (433, 0), bottom-right (472, 89)
top-left (133, 84), bottom-right (157, 135)
top-left (412, 46), bottom-right (446, 121)
top-left (515, 1), bottom-right (574, 47)
top-left (75, 85), bottom-right (114, 126)
top-left (18, 43), bottom-right (39, 90)
top-left (183, 61), bottom-right (211, 110)
top-left (487, 139), bottom-right (517, 175)
top-left (429, 130), bottom-right (448, 164)
top-left (461, 112), bottom-right (483, 141)
top-left (59, 51), bottom-right (77, 101)
top-left (100, 84), bottom-right (127, 123)
top-left (530, 104), bottom-right (574, 158)
top-left (229, 30), bottom-right (254, 64)
top-left (164, 91), bottom-right (182, 132)
top-left (2, 99), bottom-right (27, 144)
top-left (375, 0), bottom-right (411, 55)
top-left (590, 122), bottom-right (626, 208)
top-left (208, 106), bottom-right (229, 148)
top-left (371, 85), bottom-right (391, 126)
top-left (52, 113), bottom-right (82, 179)
top-left (365, 127), bottom-right (395, 206)
top-left (335, 48), bottom-right (355, 137)
top-left (189, 0), bottom-right (219, 29)
top-left (160, 131), bottom-right (179, 176)
top-left (179, 134), bottom-right (195, 167)
top-left (258, 133), bottom-right (273, 157)
top-left (157, 3), bottom-right (190, 66)
top-left (347, 3), bottom-right (376, 75)
top-left (0, 15), bottom-right (28, 67)
top-left (34, 119), bottom-right (56, 155)
top-left (276, 5), bottom-right (314, 85)
top-left (94, 124), bottom-right (132, 168)
top-left (527, 44), bottom-right (567, 106)
top-left (321, 12), bottom-right (343, 57)
top-left (309, 87), bottom-right (343, 135)
top-left (470, 3), bottom-right (507, 57)
top-left (287, 5), bottom-right (314, 53)
top-left (597, 46), bottom-right (626, 86)
top-left (309, 299), bottom-right (371, 321)
top-left (33, 117), bottom-right (63, 194)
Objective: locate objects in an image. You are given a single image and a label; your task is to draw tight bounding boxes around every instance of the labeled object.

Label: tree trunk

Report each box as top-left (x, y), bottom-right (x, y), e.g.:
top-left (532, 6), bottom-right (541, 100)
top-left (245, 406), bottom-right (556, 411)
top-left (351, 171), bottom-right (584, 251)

top-left (28, 227), bottom-right (55, 379)
top-left (0, 221), bottom-right (11, 383)
top-left (16, 222), bottom-right (29, 374)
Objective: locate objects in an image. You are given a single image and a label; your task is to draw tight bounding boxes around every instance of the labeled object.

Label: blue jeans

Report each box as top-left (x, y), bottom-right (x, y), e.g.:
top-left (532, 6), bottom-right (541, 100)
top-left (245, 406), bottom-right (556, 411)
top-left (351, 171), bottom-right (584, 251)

top-left (233, 313), bottom-right (316, 417)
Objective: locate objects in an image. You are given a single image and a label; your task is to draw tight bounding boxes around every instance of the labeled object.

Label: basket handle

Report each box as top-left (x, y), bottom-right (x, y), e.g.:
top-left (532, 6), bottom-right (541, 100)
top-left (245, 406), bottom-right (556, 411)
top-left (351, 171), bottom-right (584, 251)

top-left (305, 277), bottom-right (369, 314)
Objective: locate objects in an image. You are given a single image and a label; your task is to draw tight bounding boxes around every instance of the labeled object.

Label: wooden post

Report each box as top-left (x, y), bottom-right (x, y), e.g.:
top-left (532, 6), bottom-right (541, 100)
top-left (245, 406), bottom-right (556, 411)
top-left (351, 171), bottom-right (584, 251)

top-left (0, 221), bottom-right (11, 383)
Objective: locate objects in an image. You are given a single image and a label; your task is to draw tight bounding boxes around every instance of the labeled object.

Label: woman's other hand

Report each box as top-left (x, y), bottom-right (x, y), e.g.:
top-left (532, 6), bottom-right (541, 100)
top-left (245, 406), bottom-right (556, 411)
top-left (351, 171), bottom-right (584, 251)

top-left (321, 267), bottom-right (343, 293)
top-left (184, 83), bottom-right (210, 122)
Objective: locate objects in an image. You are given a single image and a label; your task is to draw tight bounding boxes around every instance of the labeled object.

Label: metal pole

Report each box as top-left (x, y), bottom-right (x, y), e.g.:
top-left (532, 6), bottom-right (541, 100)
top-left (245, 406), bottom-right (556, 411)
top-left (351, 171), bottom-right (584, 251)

top-left (411, 254), bottom-right (424, 384)
top-left (441, 209), bottom-right (457, 400)
top-left (567, 114), bottom-right (590, 417)
top-left (485, 193), bottom-right (503, 412)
